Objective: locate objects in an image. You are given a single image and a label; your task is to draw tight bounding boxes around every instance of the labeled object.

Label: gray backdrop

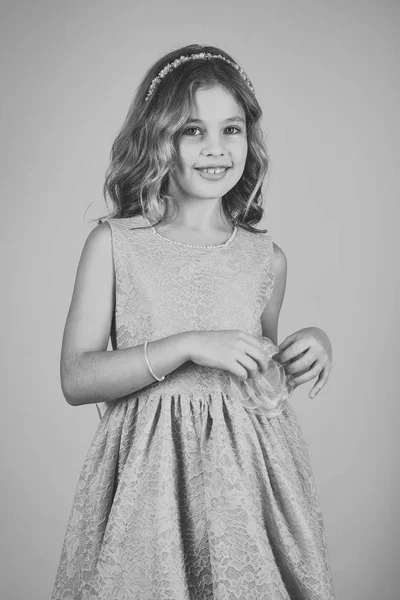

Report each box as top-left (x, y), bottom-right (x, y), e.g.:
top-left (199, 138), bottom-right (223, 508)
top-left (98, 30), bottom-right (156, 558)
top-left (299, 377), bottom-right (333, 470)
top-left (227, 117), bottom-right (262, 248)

top-left (1, 0), bottom-right (398, 599)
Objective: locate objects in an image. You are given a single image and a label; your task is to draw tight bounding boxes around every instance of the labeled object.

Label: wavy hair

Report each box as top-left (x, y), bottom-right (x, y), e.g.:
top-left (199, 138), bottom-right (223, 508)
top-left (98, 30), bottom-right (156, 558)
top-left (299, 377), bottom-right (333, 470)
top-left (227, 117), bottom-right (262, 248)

top-left (96, 43), bottom-right (270, 234)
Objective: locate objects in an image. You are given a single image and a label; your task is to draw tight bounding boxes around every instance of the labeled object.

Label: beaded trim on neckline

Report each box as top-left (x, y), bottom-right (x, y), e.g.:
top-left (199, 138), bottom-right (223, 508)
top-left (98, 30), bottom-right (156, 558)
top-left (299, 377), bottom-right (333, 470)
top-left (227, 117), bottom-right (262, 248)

top-left (143, 216), bottom-right (238, 249)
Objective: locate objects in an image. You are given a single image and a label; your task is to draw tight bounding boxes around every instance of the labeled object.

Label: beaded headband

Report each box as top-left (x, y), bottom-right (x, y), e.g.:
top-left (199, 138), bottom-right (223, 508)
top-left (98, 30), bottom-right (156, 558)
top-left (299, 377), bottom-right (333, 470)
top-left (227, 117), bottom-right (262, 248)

top-left (144, 52), bottom-right (255, 102)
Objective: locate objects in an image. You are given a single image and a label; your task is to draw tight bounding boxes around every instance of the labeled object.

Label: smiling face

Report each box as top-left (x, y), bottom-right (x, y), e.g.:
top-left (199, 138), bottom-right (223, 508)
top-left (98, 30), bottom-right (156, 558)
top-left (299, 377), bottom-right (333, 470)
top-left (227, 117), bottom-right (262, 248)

top-left (168, 85), bottom-right (248, 204)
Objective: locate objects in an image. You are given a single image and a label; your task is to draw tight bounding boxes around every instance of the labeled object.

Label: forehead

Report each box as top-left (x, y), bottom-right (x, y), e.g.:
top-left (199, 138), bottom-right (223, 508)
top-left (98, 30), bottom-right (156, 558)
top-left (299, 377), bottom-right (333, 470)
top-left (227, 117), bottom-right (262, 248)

top-left (189, 85), bottom-right (245, 120)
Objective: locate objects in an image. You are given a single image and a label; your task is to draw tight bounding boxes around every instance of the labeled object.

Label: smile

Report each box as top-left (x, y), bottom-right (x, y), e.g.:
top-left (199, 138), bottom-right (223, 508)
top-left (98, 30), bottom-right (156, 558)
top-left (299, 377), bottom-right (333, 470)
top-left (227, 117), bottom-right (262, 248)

top-left (197, 167), bottom-right (228, 174)
top-left (195, 167), bottom-right (231, 180)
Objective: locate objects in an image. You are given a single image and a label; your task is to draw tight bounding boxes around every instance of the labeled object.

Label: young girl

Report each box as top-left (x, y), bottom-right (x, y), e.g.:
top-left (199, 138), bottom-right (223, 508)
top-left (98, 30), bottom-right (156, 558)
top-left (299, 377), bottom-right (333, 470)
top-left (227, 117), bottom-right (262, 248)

top-left (52, 44), bottom-right (335, 599)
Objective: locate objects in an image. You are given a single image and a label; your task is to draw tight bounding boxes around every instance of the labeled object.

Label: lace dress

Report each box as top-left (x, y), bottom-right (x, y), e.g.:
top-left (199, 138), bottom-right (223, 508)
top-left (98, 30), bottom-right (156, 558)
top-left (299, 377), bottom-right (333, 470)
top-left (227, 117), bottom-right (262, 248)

top-left (51, 216), bottom-right (335, 600)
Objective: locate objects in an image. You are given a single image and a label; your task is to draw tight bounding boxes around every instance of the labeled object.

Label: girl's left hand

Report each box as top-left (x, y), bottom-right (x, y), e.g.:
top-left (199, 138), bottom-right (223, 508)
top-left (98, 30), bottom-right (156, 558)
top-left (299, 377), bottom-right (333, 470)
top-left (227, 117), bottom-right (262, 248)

top-left (273, 327), bottom-right (332, 399)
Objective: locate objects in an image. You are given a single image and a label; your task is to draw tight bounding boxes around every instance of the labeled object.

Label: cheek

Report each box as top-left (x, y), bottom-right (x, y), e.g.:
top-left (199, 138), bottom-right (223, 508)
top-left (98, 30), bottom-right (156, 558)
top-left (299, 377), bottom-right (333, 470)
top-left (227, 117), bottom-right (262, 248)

top-left (235, 140), bottom-right (248, 166)
top-left (176, 140), bottom-right (196, 169)
top-left (233, 135), bottom-right (248, 154)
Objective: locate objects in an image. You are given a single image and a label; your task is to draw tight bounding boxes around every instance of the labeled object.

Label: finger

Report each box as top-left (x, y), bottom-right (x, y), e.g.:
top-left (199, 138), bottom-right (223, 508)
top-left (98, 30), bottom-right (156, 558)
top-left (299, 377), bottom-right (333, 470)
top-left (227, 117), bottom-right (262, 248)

top-left (277, 332), bottom-right (299, 352)
top-left (243, 343), bottom-right (270, 373)
top-left (288, 366), bottom-right (309, 378)
top-left (236, 353), bottom-right (259, 379)
top-left (277, 342), bottom-right (310, 365)
top-left (288, 363), bottom-right (321, 387)
top-left (285, 355), bottom-right (317, 375)
top-left (309, 367), bottom-right (330, 399)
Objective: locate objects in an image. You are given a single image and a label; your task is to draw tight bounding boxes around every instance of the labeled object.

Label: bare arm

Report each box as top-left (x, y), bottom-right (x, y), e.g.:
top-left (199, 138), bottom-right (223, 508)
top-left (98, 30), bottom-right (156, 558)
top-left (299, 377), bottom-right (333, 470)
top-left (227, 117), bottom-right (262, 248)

top-left (260, 242), bottom-right (287, 346)
top-left (60, 223), bottom-right (193, 407)
top-left (261, 243), bottom-right (332, 396)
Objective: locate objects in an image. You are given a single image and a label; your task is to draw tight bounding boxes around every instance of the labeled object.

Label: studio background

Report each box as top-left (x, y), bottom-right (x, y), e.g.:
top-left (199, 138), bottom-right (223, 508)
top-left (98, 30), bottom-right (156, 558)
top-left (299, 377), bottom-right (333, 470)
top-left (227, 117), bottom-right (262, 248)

top-left (1, 1), bottom-right (398, 599)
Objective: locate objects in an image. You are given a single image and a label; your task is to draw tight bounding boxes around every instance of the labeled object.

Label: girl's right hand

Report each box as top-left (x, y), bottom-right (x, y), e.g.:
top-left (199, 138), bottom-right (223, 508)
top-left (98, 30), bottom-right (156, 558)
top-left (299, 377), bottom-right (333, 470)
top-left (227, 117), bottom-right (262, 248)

top-left (186, 330), bottom-right (269, 381)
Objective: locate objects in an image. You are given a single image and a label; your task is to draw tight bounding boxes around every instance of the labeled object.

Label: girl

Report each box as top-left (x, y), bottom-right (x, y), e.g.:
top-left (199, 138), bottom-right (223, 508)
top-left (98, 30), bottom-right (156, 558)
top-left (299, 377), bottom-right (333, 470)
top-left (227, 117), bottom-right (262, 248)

top-left (52, 44), bottom-right (335, 599)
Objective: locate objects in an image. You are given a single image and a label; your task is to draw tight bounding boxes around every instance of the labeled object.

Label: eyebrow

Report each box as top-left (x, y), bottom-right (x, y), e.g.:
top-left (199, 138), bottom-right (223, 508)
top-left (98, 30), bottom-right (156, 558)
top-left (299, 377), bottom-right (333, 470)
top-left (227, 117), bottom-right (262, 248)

top-left (186, 116), bottom-right (246, 124)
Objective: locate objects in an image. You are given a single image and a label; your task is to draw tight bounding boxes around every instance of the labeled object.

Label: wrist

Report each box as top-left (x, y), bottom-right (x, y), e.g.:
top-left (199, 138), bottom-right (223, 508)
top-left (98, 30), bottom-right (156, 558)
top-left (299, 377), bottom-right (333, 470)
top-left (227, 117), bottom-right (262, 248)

top-left (178, 331), bottom-right (200, 362)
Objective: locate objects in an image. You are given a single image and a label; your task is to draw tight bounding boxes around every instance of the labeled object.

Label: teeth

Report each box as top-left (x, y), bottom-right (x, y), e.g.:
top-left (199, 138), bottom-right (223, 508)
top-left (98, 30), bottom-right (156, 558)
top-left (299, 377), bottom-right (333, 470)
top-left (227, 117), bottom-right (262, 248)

top-left (200, 167), bottom-right (227, 174)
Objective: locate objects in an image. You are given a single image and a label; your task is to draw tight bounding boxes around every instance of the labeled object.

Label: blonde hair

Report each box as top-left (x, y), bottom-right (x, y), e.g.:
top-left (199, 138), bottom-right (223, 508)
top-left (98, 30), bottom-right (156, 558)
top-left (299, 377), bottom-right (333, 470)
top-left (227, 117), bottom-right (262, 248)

top-left (97, 43), bottom-right (270, 234)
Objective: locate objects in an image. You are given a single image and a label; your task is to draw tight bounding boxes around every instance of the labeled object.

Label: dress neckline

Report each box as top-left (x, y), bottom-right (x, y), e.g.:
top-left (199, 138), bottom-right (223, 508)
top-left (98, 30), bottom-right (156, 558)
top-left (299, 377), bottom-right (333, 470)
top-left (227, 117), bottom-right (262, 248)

top-left (143, 216), bottom-right (238, 249)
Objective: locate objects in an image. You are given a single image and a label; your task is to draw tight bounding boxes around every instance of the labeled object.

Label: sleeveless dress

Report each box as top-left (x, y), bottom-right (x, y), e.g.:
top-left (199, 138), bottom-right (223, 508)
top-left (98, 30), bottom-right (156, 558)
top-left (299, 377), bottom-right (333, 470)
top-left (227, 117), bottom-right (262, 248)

top-left (51, 216), bottom-right (335, 600)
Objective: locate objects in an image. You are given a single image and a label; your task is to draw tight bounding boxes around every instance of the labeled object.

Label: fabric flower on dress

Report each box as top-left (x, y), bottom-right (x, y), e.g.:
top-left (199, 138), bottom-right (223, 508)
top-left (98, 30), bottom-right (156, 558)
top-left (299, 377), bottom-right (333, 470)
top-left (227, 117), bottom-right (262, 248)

top-left (229, 336), bottom-right (293, 418)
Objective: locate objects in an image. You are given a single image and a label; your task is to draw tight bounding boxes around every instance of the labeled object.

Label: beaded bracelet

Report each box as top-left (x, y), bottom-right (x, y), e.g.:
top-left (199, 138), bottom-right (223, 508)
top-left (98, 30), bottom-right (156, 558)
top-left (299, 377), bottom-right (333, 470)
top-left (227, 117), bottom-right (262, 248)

top-left (144, 341), bottom-right (165, 382)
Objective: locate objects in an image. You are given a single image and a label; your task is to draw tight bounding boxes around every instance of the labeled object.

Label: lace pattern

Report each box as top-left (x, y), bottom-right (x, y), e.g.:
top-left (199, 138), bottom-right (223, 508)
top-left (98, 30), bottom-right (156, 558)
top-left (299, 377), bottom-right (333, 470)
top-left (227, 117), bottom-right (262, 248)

top-left (51, 216), bottom-right (335, 599)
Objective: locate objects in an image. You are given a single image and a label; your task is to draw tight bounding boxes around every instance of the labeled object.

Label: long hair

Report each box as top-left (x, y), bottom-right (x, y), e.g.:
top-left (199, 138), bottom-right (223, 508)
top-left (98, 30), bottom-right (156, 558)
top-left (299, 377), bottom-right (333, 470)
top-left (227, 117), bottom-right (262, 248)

top-left (97, 43), bottom-right (270, 234)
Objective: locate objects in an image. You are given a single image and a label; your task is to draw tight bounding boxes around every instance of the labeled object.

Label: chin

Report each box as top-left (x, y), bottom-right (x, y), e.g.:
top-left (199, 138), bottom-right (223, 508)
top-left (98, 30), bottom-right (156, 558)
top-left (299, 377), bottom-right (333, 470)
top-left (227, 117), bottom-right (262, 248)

top-left (191, 186), bottom-right (235, 199)
top-left (190, 174), bottom-right (241, 195)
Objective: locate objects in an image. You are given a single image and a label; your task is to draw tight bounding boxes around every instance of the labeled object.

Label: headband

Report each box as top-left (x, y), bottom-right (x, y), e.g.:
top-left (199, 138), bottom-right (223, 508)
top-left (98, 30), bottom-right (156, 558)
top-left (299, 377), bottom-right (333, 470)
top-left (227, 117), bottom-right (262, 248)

top-left (144, 52), bottom-right (255, 102)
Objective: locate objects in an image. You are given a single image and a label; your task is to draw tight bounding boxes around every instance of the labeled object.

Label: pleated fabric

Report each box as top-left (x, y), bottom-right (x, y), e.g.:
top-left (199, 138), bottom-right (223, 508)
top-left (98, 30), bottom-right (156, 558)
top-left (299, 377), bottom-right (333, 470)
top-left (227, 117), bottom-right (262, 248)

top-left (51, 216), bottom-right (335, 599)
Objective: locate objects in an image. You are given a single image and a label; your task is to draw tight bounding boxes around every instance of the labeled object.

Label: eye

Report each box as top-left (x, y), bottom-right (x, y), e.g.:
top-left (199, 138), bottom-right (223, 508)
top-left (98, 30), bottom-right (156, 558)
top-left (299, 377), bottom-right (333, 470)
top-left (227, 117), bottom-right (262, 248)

top-left (182, 127), bottom-right (201, 136)
top-left (225, 126), bottom-right (242, 135)
top-left (181, 125), bottom-right (244, 137)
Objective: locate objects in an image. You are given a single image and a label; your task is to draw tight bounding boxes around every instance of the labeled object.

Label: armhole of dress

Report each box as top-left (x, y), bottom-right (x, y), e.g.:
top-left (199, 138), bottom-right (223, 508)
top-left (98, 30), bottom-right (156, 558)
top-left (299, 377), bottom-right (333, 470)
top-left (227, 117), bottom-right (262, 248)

top-left (269, 235), bottom-right (276, 297)
top-left (95, 218), bottom-right (118, 421)
top-left (103, 219), bottom-right (117, 294)
top-left (260, 233), bottom-right (276, 314)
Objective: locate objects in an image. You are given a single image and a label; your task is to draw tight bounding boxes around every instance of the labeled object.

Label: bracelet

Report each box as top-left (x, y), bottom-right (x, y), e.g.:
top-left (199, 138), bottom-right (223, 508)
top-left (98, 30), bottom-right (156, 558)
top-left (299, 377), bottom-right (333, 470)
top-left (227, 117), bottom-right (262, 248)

top-left (144, 341), bottom-right (165, 382)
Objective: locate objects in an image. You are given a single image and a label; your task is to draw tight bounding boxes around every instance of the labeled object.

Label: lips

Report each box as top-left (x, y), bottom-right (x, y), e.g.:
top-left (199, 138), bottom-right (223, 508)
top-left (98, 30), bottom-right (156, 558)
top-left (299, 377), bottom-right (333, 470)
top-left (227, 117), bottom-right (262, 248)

top-left (195, 166), bottom-right (231, 170)
top-left (196, 167), bottom-right (231, 181)
top-left (195, 166), bottom-right (231, 176)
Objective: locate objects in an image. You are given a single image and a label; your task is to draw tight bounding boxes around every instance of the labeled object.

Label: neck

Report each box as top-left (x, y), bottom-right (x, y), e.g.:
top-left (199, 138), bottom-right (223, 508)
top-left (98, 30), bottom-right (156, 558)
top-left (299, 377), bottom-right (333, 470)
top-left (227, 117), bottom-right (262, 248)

top-left (166, 193), bottom-right (233, 233)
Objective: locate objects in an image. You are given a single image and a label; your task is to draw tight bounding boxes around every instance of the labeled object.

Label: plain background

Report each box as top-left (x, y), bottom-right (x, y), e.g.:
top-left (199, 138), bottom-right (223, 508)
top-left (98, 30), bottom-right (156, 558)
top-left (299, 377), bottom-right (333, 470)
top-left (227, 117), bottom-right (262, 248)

top-left (1, 1), bottom-right (398, 599)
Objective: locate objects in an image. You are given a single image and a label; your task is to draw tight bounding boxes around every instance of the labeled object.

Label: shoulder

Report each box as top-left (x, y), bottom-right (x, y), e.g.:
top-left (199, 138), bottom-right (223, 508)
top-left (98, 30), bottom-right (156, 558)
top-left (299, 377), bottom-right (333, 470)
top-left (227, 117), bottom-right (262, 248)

top-left (102, 215), bottom-right (147, 234)
top-left (85, 221), bottom-right (113, 254)
top-left (77, 222), bottom-right (115, 273)
top-left (272, 242), bottom-right (287, 266)
top-left (70, 223), bottom-right (115, 317)
top-left (250, 229), bottom-right (287, 276)
top-left (85, 216), bottom-right (148, 259)
top-left (272, 242), bottom-right (287, 273)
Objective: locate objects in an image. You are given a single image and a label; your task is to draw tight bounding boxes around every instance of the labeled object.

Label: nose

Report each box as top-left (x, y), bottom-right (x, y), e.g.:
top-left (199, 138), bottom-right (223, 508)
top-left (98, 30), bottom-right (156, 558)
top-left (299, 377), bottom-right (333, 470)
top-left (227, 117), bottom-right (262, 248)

top-left (200, 132), bottom-right (226, 156)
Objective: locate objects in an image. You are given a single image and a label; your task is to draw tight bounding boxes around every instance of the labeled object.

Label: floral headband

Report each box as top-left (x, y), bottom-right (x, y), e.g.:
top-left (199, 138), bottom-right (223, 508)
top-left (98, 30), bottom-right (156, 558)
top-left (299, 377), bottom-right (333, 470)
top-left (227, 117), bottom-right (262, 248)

top-left (144, 52), bottom-right (256, 102)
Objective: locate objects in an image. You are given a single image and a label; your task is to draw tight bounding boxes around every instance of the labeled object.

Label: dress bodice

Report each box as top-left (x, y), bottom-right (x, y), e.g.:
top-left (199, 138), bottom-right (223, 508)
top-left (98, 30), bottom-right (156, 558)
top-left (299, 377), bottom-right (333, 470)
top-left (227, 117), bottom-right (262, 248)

top-left (105, 216), bottom-right (275, 398)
